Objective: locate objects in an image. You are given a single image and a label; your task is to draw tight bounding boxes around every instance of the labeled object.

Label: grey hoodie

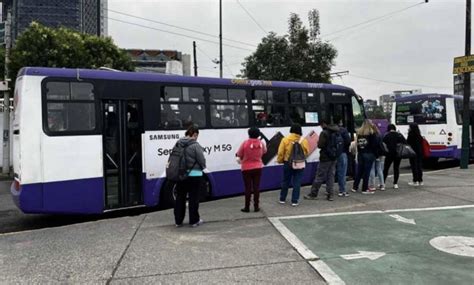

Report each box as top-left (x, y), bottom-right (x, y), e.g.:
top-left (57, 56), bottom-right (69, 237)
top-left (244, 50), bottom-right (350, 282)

top-left (177, 137), bottom-right (207, 171)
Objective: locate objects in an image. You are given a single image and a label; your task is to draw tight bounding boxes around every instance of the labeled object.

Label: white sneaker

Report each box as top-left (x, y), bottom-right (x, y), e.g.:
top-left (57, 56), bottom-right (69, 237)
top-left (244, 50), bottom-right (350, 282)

top-left (393, 184), bottom-right (399, 189)
top-left (419, 182), bottom-right (424, 186)
top-left (291, 203), bottom-right (299, 207)
top-left (379, 186), bottom-right (386, 191)
top-left (408, 182), bottom-right (420, 186)
top-left (279, 200), bottom-right (286, 204)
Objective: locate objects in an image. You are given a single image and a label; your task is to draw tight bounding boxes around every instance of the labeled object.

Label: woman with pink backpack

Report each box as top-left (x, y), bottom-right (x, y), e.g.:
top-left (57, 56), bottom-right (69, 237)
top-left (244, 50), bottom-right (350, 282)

top-left (236, 127), bottom-right (267, 212)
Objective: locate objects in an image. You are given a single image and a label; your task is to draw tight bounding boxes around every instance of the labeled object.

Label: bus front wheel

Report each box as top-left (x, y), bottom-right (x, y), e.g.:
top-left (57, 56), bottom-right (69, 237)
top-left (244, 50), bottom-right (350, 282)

top-left (159, 180), bottom-right (177, 209)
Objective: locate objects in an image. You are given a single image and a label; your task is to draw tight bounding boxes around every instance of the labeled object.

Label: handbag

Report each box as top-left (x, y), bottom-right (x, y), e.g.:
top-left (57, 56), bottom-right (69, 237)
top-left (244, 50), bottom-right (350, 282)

top-left (396, 143), bottom-right (416, 159)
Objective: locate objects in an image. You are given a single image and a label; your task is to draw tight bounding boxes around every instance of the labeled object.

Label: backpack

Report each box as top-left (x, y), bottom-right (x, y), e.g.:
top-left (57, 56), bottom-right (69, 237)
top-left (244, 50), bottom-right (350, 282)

top-left (325, 131), bottom-right (344, 160)
top-left (166, 141), bottom-right (194, 182)
top-left (290, 138), bottom-right (306, 169)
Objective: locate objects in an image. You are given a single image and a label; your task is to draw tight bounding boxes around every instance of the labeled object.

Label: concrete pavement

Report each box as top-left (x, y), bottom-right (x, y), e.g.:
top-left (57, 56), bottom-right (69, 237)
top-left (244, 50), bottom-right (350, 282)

top-left (0, 165), bottom-right (473, 284)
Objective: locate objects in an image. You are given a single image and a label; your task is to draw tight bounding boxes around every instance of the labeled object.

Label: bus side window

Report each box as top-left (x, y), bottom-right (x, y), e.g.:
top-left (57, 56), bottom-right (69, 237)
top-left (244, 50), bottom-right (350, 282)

top-left (160, 86), bottom-right (206, 129)
top-left (44, 81), bottom-right (96, 134)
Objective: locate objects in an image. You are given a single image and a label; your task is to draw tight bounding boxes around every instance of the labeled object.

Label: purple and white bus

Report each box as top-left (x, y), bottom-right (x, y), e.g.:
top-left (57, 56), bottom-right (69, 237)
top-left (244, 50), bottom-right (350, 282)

top-left (11, 67), bottom-right (365, 214)
top-left (393, 93), bottom-right (474, 164)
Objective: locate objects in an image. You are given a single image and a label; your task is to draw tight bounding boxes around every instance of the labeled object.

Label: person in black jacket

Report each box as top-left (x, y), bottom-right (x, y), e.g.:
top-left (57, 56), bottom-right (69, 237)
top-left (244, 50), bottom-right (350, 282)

top-left (382, 124), bottom-right (407, 189)
top-left (352, 120), bottom-right (378, 194)
top-left (407, 123), bottom-right (424, 186)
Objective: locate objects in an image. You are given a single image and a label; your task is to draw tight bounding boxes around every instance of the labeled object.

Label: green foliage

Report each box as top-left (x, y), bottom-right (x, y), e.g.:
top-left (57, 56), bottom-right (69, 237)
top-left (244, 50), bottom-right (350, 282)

top-left (366, 106), bottom-right (390, 119)
top-left (241, 9), bottom-right (337, 83)
top-left (8, 22), bottom-right (134, 82)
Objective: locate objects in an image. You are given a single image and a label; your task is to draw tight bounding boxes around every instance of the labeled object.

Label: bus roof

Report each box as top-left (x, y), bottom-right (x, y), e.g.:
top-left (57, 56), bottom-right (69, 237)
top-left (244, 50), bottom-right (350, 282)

top-left (394, 93), bottom-right (466, 102)
top-left (18, 66), bottom-right (355, 92)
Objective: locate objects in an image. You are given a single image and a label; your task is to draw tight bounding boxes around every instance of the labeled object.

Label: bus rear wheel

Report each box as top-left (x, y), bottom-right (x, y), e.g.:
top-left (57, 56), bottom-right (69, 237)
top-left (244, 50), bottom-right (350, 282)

top-left (423, 157), bottom-right (439, 169)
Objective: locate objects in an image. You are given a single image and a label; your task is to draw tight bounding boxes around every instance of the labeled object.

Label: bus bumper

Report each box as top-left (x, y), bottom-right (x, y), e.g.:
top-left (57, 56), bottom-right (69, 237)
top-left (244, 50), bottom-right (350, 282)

top-left (10, 181), bottom-right (21, 210)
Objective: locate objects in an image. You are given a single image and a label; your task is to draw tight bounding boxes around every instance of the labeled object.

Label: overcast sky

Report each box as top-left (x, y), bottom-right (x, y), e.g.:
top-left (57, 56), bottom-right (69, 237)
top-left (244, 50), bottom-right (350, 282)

top-left (108, 0), bottom-right (467, 101)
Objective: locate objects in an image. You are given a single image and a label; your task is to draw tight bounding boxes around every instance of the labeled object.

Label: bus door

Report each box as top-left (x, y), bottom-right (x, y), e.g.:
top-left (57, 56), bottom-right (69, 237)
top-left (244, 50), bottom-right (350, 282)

top-left (328, 103), bottom-right (352, 131)
top-left (102, 100), bottom-right (144, 209)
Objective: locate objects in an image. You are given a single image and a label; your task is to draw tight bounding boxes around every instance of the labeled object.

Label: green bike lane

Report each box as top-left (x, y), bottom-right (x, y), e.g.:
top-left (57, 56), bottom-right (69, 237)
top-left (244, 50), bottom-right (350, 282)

top-left (270, 206), bottom-right (474, 285)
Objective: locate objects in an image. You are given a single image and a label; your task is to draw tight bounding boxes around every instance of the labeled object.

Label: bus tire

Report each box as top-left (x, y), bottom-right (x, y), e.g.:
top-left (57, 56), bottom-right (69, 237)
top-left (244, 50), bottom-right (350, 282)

top-left (159, 180), bottom-right (177, 209)
top-left (199, 177), bottom-right (212, 202)
top-left (423, 157), bottom-right (439, 169)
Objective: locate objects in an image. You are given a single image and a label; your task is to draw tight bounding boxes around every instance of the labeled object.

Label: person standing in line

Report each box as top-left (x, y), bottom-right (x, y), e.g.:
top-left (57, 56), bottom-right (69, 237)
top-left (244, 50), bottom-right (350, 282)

top-left (407, 123), bottom-right (424, 186)
top-left (369, 123), bottom-right (385, 191)
top-left (236, 127), bottom-right (267, 212)
top-left (335, 118), bottom-right (352, 197)
top-left (304, 120), bottom-right (342, 201)
top-left (174, 125), bottom-right (207, 227)
top-left (277, 124), bottom-right (309, 206)
top-left (352, 120), bottom-right (378, 194)
top-left (382, 124), bottom-right (406, 189)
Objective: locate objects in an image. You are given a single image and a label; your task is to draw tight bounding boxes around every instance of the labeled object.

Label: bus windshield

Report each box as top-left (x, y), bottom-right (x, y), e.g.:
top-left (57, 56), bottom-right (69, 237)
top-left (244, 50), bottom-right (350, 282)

top-left (395, 97), bottom-right (446, 125)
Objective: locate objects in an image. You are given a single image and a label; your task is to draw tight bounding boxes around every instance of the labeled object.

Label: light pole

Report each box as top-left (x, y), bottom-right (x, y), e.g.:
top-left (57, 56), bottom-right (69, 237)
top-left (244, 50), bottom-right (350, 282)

top-left (219, 0), bottom-right (223, 78)
top-left (461, 0), bottom-right (471, 169)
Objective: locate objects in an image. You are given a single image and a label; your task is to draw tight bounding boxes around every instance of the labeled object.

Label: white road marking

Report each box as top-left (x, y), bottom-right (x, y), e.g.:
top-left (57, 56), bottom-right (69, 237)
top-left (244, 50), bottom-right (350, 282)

top-left (389, 214), bottom-right (416, 225)
top-left (430, 236), bottom-right (474, 257)
top-left (269, 205), bottom-right (474, 285)
top-left (341, 251), bottom-right (386, 261)
top-left (268, 217), bottom-right (318, 260)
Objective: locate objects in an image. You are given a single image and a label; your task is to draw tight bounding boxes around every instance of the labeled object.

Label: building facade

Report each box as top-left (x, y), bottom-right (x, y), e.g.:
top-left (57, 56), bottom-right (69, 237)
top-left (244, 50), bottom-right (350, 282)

top-left (125, 49), bottom-right (192, 76)
top-left (453, 73), bottom-right (474, 96)
top-left (1, 0), bottom-right (107, 42)
top-left (364, 99), bottom-right (378, 112)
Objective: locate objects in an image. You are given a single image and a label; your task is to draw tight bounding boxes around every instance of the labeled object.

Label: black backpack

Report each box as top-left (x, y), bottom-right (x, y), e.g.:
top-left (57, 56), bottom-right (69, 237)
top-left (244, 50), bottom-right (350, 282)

top-left (290, 138), bottom-right (306, 169)
top-left (325, 131), bottom-right (344, 160)
top-left (166, 141), bottom-right (194, 182)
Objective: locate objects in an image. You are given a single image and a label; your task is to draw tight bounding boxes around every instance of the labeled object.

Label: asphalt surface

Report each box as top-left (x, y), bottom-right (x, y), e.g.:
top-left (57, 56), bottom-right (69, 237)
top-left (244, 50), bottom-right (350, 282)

top-left (0, 163), bottom-right (473, 283)
top-left (0, 159), bottom-right (466, 235)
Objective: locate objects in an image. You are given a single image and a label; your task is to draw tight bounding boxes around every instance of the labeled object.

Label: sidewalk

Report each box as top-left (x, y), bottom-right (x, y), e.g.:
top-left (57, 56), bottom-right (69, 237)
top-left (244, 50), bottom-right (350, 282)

top-left (0, 166), bottom-right (473, 284)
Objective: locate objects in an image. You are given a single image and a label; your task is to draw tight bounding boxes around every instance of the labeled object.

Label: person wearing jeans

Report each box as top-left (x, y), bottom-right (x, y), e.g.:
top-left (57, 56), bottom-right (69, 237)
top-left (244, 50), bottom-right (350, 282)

top-left (277, 124), bottom-right (309, 206)
top-left (337, 152), bottom-right (348, 195)
top-left (280, 162), bottom-right (305, 205)
top-left (352, 120), bottom-right (378, 194)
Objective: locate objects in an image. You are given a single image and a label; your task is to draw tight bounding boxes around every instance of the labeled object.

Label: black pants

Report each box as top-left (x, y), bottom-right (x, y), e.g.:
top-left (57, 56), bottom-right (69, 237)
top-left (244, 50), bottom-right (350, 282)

top-left (383, 155), bottom-right (402, 184)
top-left (242, 168), bottom-right (262, 210)
top-left (174, 176), bottom-right (203, 225)
top-left (409, 155), bottom-right (423, 183)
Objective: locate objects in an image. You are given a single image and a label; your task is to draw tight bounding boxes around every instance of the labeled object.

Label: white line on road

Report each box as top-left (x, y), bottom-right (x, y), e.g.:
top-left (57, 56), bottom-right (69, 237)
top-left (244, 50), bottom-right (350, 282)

top-left (389, 214), bottom-right (416, 225)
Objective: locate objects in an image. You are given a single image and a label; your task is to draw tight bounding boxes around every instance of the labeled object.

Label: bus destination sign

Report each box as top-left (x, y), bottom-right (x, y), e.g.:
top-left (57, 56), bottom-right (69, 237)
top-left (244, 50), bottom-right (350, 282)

top-left (453, 55), bottom-right (474, 74)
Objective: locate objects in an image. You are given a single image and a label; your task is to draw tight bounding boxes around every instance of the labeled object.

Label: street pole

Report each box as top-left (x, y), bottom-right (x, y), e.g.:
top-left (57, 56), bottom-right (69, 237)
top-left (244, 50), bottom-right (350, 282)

top-left (193, 41), bottom-right (198, 76)
top-left (2, 11), bottom-right (11, 175)
top-left (461, 0), bottom-right (471, 169)
top-left (97, 0), bottom-right (101, 36)
top-left (219, 0), bottom-right (223, 78)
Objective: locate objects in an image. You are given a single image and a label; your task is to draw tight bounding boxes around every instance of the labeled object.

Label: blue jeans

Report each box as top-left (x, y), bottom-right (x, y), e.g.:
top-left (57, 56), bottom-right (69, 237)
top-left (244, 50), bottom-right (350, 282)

top-left (369, 157), bottom-right (385, 188)
top-left (353, 152), bottom-right (376, 192)
top-left (280, 162), bottom-right (304, 203)
top-left (336, 153), bottom-right (348, 193)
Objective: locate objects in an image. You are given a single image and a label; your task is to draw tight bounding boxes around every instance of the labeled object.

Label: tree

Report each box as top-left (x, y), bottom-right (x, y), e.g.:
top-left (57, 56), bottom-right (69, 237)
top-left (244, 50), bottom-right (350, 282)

top-left (241, 9), bottom-right (337, 83)
top-left (8, 22), bottom-right (134, 82)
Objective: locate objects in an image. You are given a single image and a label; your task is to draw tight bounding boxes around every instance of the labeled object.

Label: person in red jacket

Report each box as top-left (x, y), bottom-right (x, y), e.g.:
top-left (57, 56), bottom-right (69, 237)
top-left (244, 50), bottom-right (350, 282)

top-left (236, 127), bottom-right (267, 212)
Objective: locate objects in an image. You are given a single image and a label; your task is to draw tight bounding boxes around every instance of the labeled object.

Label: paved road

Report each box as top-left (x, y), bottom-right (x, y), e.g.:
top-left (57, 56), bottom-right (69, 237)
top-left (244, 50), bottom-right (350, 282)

top-left (1, 164), bottom-right (472, 283)
top-left (0, 159), bottom-right (468, 234)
